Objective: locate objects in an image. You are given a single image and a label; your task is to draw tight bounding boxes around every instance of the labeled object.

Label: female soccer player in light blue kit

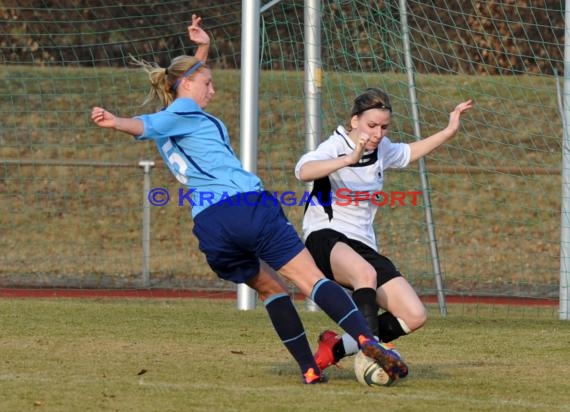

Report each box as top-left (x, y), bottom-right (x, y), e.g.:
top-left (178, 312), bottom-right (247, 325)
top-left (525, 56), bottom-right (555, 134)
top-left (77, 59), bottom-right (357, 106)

top-left (91, 16), bottom-right (407, 384)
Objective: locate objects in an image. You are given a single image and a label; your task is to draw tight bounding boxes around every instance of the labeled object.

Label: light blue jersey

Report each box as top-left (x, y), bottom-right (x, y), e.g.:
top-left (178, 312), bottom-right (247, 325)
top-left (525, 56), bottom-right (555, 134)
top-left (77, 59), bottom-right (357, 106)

top-left (135, 98), bottom-right (263, 217)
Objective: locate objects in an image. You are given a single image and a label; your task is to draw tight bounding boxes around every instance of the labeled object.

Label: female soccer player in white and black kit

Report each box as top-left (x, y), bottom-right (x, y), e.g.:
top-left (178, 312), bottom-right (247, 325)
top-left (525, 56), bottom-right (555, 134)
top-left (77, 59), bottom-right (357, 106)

top-left (295, 87), bottom-right (473, 371)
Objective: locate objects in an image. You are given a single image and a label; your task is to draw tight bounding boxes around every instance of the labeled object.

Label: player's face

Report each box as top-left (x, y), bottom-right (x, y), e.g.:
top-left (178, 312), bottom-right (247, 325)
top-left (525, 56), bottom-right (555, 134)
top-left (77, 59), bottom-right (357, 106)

top-left (351, 108), bottom-right (391, 150)
top-left (185, 68), bottom-right (215, 109)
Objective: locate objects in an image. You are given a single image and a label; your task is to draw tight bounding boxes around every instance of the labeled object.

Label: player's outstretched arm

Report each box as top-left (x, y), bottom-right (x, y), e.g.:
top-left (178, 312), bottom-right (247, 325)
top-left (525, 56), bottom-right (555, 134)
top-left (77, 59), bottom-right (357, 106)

top-left (189, 14), bottom-right (210, 63)
top-left (91, 107), bottom-right (144, 137)
top-left (408, 99), bottom-right (473, 163)
top-left (296, 132), bottom-right (370, 182)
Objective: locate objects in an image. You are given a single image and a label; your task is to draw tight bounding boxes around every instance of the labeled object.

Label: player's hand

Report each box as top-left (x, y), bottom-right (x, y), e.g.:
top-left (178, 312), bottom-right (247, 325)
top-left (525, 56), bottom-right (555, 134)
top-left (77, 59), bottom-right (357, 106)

top-left (188, 14), bottom-right (210, 46)
top-left (452, 99), bottom-right (473, 118)
top-left (446, 99), bottom-right (473, 134)
top-left (91, 107), bottom-right (116, 129)
top-left (347, 132), bottom-right (370, 165)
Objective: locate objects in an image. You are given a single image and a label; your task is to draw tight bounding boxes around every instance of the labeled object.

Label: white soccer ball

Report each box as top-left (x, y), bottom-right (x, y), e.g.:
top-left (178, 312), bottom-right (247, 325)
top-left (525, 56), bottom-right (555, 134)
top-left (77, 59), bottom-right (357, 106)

top-left (354, 350), bottom-right (395, 387)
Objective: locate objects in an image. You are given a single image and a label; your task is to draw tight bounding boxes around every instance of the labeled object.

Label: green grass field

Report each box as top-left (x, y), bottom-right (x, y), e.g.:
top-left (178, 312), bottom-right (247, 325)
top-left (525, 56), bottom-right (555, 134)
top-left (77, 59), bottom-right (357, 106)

top-left (0, 298), bottom-right (568, 412)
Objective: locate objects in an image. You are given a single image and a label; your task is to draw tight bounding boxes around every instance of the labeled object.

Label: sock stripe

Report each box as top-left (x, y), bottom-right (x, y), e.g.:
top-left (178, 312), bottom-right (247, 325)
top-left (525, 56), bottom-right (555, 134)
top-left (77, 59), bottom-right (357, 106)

top-left (337, 308), bottom-right (359, 326)
top-left (310, 278), bottom-right (328, 301)
top-left (282, 331), bottom-right (306, 344)
top-left (263, 292), bottom-right (289, 306)
top-left (398, 317), bottom-right (412, 334)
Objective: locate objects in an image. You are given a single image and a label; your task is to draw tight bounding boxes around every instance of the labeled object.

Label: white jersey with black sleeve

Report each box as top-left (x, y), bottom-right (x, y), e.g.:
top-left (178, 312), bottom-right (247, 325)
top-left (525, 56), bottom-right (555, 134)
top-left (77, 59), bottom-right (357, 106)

top-left (294, 125), bottom-right (411, 251)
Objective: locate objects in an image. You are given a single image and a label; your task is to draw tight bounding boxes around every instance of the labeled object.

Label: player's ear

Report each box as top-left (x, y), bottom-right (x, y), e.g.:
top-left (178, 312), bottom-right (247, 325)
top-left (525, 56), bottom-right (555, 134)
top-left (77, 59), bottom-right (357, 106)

top-left (350, 114), bottom-right (359, 130)
top-left (181, 77), bottom-right (193, 92)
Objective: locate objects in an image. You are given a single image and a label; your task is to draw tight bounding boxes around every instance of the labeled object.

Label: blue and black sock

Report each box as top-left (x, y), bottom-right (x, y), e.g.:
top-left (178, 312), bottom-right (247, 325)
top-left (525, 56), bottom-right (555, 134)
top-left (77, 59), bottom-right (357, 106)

top-left (311, 278), bottom-right (373, 343)
top-left (264, 293), bottom-right (319, 375)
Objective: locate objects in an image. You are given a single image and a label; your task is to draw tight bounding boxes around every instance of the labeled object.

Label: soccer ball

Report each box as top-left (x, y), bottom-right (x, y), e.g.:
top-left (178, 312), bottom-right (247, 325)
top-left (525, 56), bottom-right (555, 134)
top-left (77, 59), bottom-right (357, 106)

top-left (354, 350), bottom-right (395, 387)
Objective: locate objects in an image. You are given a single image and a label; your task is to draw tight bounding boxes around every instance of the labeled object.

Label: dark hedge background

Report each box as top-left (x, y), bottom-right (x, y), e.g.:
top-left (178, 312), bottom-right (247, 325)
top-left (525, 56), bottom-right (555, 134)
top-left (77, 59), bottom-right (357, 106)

top-left (0, 1), bottom-right (564, 74)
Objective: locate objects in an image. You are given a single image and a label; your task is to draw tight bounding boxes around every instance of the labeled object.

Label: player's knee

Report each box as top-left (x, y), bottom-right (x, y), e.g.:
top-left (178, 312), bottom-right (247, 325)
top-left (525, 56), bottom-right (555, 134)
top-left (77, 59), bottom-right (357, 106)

top-left (257, 287), bottom-right (289, 302)
top-left (359, 266), bottom-right (377, 287)
top-left (248, 274), bottom-right (289, 301)
top-left (407, 305), bottom-right (427, 330)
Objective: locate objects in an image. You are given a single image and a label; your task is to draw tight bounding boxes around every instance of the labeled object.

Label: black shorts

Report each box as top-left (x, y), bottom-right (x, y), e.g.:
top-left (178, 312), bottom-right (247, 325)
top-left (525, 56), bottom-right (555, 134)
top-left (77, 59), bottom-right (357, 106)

top-left (305, 228), bottom-right (402, 289)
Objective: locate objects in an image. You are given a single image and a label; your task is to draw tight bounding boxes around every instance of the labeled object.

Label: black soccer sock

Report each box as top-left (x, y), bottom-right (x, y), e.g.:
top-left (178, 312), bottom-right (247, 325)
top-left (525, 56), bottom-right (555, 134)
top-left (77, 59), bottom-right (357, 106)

top-left (311, 279), bottom-right (373, 343)
top-left (332, 337), bottom-right (347, 361)
top-left (264, 293), bottom-right (319, 374)
top-left (377, 311), bottom-right (407, 343)
top-left (352, 287), bottom-right (379, 338)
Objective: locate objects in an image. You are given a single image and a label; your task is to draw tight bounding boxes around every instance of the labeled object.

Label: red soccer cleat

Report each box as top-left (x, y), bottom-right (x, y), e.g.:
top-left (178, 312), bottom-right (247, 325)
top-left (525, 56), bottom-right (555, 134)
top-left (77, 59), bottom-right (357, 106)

top-left (314, 329), bottom-right (342, 371)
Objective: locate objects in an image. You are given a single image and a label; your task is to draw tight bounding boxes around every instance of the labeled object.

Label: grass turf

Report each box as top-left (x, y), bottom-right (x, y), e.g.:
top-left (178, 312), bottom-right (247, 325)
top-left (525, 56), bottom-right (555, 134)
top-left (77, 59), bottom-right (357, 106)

top-left (0, 298), bottom-right (568, 412)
